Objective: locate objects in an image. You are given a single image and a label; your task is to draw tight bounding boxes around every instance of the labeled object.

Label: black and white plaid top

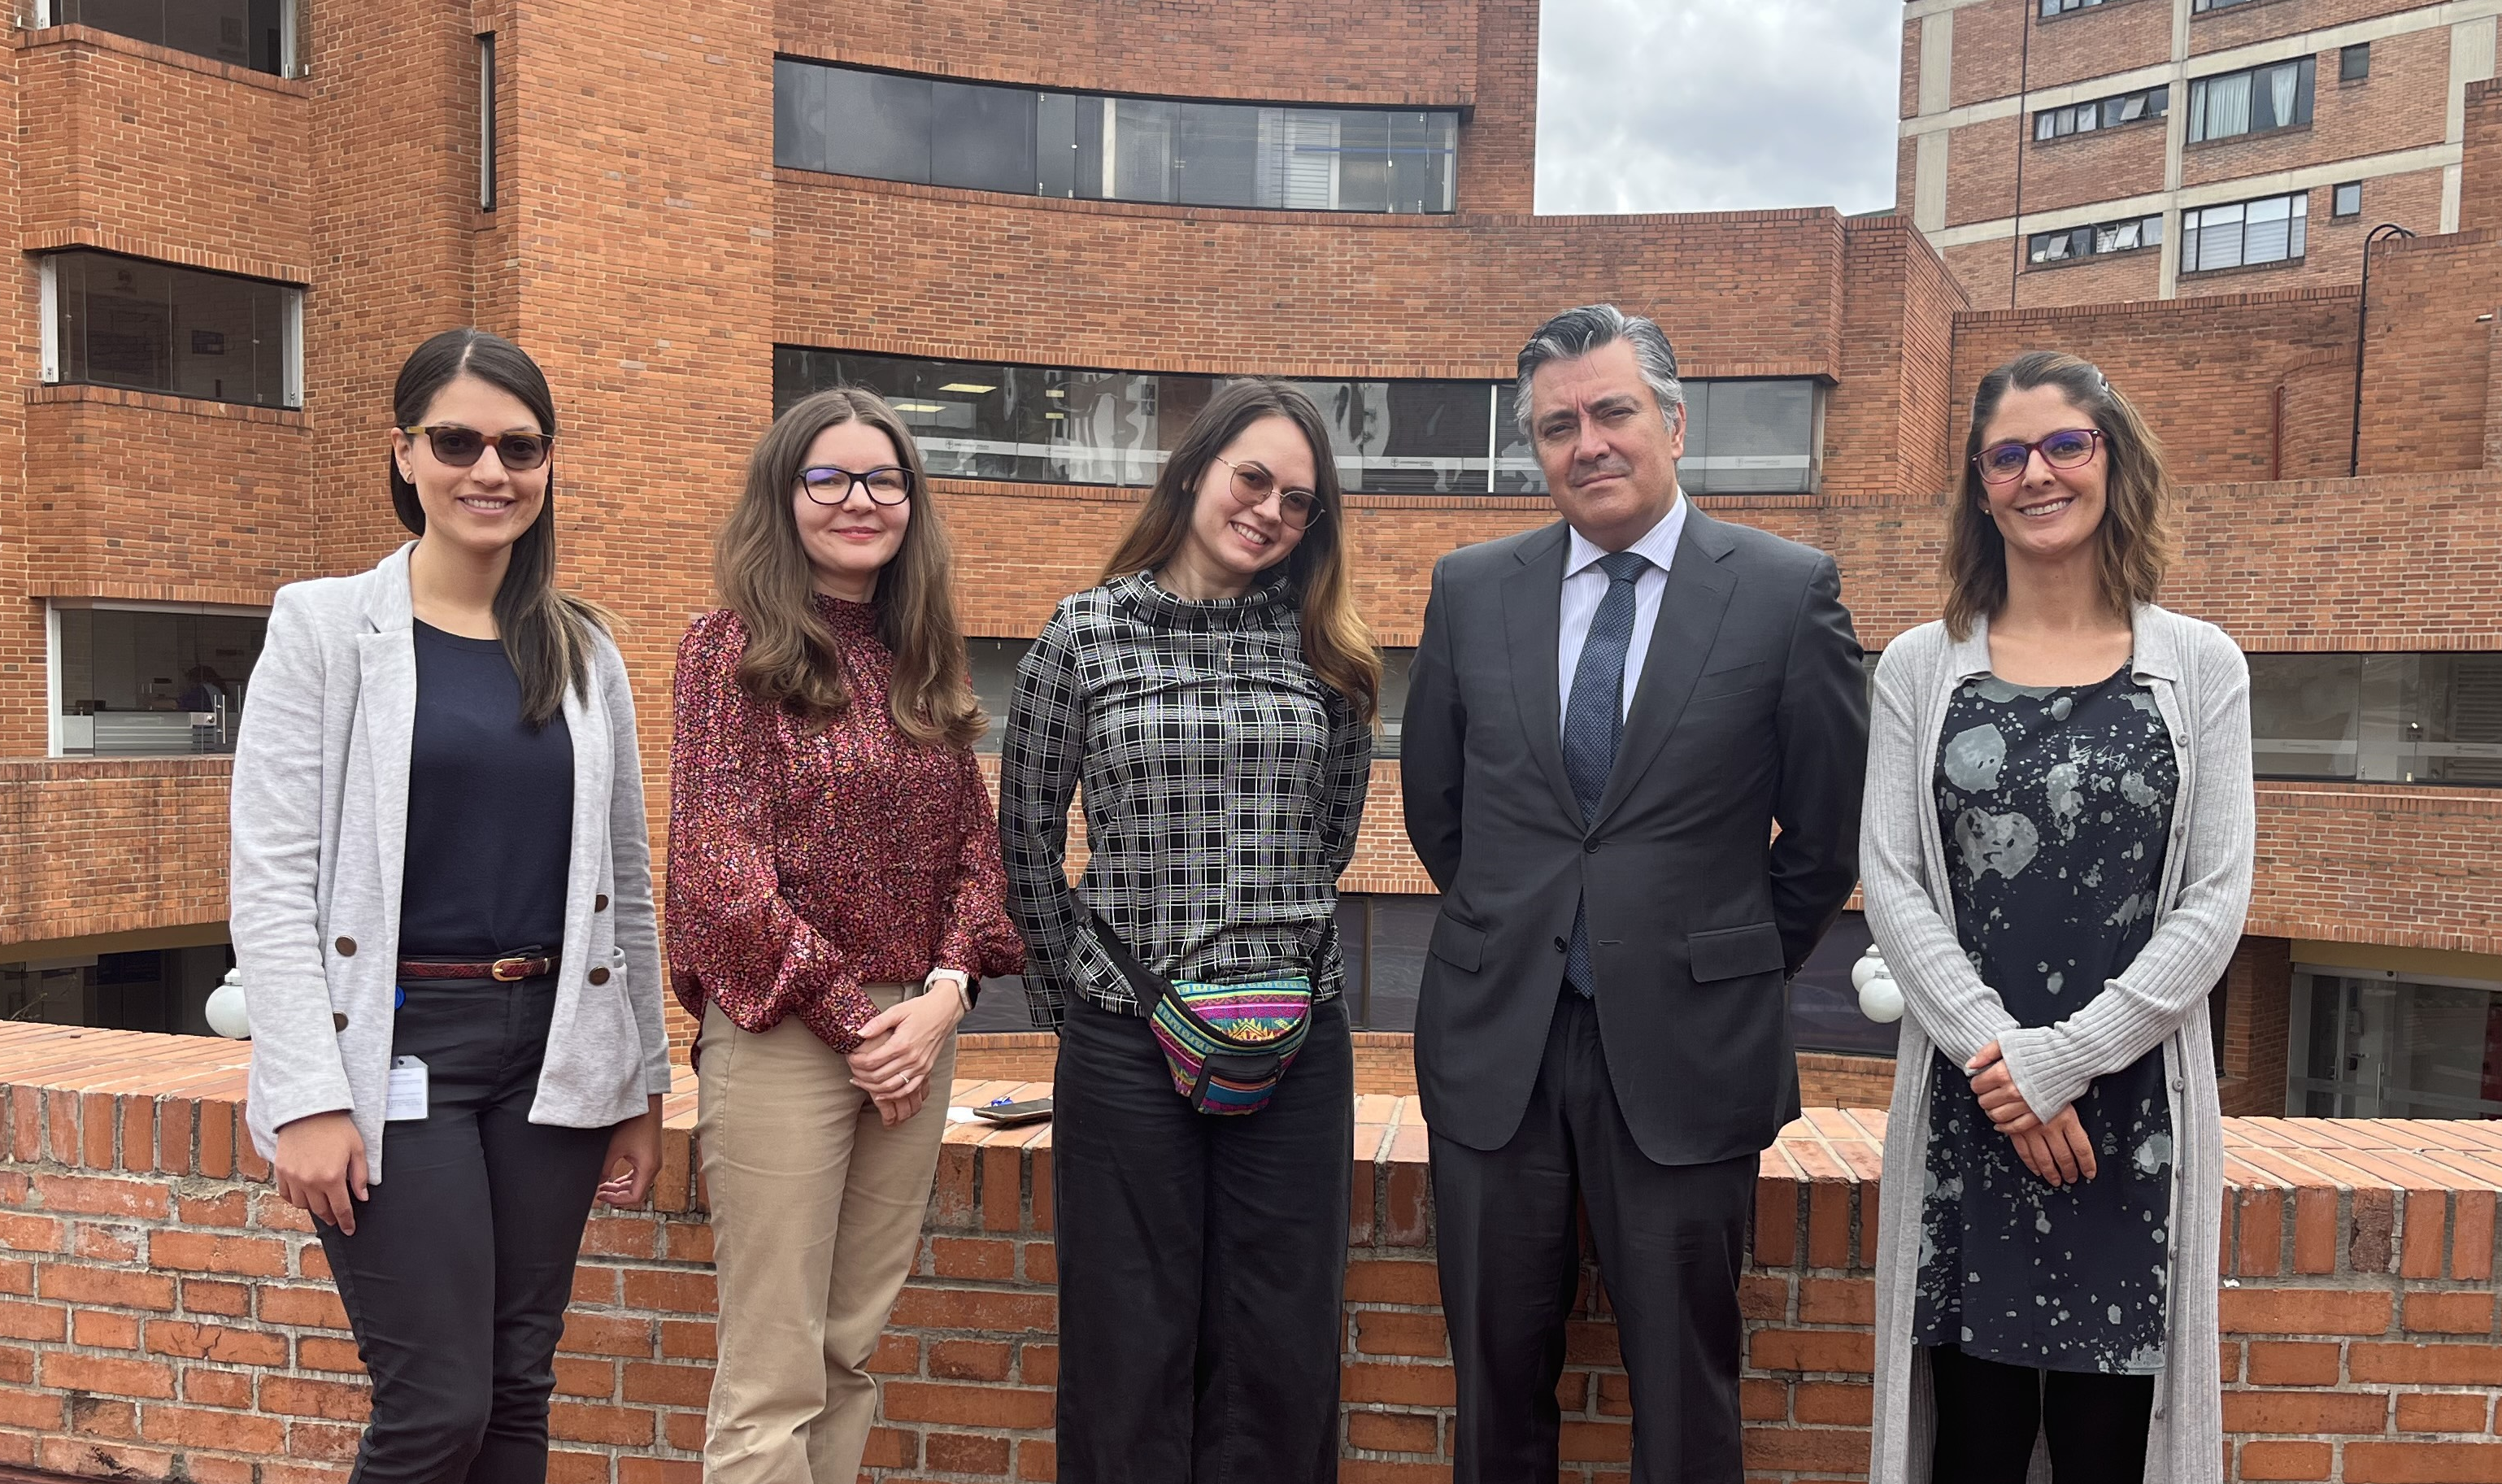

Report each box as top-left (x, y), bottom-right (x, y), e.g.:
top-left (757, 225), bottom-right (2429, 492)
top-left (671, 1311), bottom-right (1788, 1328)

top-left (999, 569), bottom-right (1375, 1028)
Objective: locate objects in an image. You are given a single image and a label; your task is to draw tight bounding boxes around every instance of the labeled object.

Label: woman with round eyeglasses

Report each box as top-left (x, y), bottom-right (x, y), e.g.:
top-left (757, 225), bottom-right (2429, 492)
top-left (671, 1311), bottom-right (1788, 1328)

top-left (1861, 351), bottom-right (2250, 1483)
top-left (233, 329), bottom-right (668, 1482)
top-left (669, 386), bottom-right (1023, 1482)
top-left (999, 379), bottom-right (1380, 1482)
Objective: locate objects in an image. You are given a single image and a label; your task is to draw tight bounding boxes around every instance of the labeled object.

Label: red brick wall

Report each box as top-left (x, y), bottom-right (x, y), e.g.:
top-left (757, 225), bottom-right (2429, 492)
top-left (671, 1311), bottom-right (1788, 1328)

top-left (2465, 78), bottom-right (2502, 234)
top-left (2011, 246), bottom-right (2165, 312)
top-left (0, 764), bottom-right (233, 948)
top-left (2015, 115), bottom-right (2169, 217)
top-left (12, 29), bottom-right (312, 279)
top-left (2220, 936), bottom-right (2295, 1117)
top-left (2354, 229), bottom-right (2502, 477)
top-left (2179, 34), bottom-right (2452, 193)
top-left (2187, 0), bottom-right (2441, 58)
top-left (771, 0), bottom-right (1485, 107)
top-left (17, 394), bottom-right (316, 598)
top-left (1, 1026), bottom-right (2498, 1483)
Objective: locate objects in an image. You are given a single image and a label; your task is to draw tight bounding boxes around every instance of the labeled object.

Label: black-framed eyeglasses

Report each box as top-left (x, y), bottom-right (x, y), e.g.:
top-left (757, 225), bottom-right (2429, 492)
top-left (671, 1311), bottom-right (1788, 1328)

top-left (400, 424), bottom-right (553, 472)
top-left (797, 464), bottom-right (916, 506)
top-left (1973, 427), bottom-right (2103, 485)
top-left (1212, 454), bottom-right (1325, 530)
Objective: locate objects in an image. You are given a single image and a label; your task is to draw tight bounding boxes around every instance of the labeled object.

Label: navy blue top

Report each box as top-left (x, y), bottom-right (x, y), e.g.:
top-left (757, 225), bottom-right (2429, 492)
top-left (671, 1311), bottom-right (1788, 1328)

top-left (396, 620), bottom-right (575, 959)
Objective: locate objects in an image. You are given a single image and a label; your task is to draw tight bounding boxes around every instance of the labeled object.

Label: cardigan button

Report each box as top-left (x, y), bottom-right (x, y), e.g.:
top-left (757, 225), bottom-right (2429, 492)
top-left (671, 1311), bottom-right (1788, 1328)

top-left (588, 968), bottom-right (611, 986)
top-left (595, 894), bottom-right (610, 912)
top-left (333, 1013), bottom-right (348, 1032)
top-left (334, 937), bottom-right (357, 957)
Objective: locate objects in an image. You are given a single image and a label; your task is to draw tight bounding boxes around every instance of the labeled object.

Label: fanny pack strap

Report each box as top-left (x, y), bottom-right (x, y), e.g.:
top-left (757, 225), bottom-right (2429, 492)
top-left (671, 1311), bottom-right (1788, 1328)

top-left (1080, 907), bottom-right (1335, 1013)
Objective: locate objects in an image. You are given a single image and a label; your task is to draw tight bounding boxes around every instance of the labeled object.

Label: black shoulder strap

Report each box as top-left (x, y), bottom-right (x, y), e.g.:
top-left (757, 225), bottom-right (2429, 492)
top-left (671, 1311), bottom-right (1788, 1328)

top-left (1078, 907), bottom-right (1339, 1006)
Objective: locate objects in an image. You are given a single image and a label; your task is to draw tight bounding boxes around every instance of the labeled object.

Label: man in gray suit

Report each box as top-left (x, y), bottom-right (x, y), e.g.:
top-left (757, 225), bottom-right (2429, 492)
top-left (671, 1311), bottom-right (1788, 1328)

top-left (1403, 305), bottom-right (1869, 1482)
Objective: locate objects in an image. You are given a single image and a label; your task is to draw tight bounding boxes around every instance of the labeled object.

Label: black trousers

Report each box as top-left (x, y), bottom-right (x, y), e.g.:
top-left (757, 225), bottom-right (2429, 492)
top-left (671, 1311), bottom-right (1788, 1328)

top-left (315, 977), bottom-right (614, 1484)
top-left (1928, 1344), bottom-right (2155, 1484)
top-left (1051, 991), bottom-right (1354, 1484)
top-left (1430, 990), bottom-right (1757, 1484)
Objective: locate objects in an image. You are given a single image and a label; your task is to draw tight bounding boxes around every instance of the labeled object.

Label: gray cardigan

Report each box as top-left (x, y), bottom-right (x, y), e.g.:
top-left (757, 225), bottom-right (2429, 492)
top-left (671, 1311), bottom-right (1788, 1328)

top-left (232, 543), bottom-right (669, 1182)
top-left (1861, 604), bottom-right (2252, 1484)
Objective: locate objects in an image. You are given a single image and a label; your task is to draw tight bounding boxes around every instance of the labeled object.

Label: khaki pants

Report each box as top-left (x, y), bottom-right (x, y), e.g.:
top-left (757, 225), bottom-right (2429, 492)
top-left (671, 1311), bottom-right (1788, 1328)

top-left (696, 989), bottom-right (957, 1483)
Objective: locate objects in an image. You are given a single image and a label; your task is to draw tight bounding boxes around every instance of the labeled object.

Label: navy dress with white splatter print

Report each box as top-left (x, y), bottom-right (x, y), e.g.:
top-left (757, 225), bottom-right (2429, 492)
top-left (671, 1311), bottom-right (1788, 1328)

top-left (1913, 663), bottom-right (2179, 1376)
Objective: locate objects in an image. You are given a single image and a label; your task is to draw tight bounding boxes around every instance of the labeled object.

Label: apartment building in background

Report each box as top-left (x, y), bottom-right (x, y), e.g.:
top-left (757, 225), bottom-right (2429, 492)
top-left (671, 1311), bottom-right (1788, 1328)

top-left (1900, 0), bottom-right (2500, 307)
top-left (1, 0), bottom-right (2497, 1124)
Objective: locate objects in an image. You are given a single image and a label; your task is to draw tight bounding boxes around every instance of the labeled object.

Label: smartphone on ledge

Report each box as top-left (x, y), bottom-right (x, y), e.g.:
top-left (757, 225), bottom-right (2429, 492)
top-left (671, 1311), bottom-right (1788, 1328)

top-left (970, 1097), bottom-right (1053, 1126)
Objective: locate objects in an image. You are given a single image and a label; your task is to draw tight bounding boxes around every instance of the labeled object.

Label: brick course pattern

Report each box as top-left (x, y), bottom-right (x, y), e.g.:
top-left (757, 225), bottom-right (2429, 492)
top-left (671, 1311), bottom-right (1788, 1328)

top-left (0, 1025), bottom-right (2499, 1482)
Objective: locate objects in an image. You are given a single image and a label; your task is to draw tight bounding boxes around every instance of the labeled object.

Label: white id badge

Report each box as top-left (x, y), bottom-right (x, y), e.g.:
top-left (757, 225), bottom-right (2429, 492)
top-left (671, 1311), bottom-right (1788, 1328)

top-left (385, 1055), bottom-right (429, 1121)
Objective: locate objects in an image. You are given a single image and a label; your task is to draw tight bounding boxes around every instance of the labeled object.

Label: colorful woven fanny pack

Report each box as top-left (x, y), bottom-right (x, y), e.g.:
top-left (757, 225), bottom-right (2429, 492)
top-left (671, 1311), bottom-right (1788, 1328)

top-left (1084, 909), bottom-right (1329, 1116)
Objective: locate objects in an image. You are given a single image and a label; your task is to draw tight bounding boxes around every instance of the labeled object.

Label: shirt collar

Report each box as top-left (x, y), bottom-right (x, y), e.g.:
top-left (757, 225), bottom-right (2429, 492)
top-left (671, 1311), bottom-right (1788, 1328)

top-left (1564, 493), bottom-right (1687, 581)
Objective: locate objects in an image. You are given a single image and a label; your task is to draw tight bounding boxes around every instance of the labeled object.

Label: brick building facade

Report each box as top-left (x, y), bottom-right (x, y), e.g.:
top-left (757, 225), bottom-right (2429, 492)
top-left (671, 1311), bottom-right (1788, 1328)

top-left (1901, 0), bottom-right (2502, 309)
top-left (2, 0), bottom-right (2499, 1132)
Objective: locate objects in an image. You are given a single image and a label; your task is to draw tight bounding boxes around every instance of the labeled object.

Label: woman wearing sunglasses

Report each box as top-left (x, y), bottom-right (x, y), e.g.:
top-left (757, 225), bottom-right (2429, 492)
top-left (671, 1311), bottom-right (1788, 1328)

top-left (233, 329), bottom-right (668, 1482)
top-left (668, 386), bottom-right (1022, 1482)
top-left (1861, 351), bottom-right (2251, 1484)
top-left (999, 380), bottom-right (1379, 1482)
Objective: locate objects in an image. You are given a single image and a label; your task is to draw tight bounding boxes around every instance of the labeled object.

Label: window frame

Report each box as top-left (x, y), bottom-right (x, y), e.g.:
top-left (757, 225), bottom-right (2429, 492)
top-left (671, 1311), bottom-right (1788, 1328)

top-left (2332, 181), bottom-right (2363, 218)
top-left (37, 0), bottom-right (299, 77)
top-left (2026, 212), bottom-right (2165, 268)
top-left (2032, 84), bottom-right (2169, 142)
top-left (2186, 55), bottom-right (2317, 145)
top-left (47, 598), bottom-right (274, 759)
top-left (775, 57), bottom-right (1461, 215)
top-left (478, 33), bottom-right (498, 211)
top-left (2180, 190), bottom-right (2308, 274)
top-left (2339, 42), bottom-right (2371, 82)
top-left (39, 248), bottom-right (305, 411)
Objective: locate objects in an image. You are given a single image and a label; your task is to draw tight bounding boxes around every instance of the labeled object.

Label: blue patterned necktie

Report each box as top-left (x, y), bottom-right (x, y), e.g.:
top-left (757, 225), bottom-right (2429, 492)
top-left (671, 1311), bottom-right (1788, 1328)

top-left (1562, 550), bottom-right (1649, 997)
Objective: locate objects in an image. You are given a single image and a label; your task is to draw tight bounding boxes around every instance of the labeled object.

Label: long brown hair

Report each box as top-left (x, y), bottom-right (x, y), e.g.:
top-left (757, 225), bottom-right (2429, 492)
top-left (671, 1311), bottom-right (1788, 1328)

top-left (713, 387), bottom-right (983, 748)
top-left (1945, 350), bottom-right (2173, 640)
top-left (390, 329), bottom-right (607, 728)
top-left (1098, 381), bottom-right (1380, 720)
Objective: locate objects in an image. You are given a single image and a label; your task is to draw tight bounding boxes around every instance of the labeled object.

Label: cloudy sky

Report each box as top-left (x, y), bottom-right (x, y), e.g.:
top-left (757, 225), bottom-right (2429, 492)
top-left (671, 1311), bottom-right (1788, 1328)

top-left (1536, 0), bottom-right (1903, 216)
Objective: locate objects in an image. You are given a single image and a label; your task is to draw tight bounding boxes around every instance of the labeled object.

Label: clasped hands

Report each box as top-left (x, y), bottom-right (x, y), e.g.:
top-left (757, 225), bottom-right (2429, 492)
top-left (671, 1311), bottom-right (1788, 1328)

top-left (1965, 1041), bottom-right (2098, 1188)
top-left (846, 975), bottom-right (968, 1128)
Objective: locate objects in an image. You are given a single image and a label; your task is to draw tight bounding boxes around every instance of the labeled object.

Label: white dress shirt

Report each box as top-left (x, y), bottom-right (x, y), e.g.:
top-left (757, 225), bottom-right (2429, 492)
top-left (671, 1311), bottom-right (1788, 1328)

top-left (1557, 495), bottom-right (1688, 729)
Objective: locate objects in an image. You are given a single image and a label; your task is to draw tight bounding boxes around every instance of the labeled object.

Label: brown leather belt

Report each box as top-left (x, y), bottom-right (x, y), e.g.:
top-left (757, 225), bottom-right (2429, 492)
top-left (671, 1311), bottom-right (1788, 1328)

top-left (395, 955), bottom-right (559, 982)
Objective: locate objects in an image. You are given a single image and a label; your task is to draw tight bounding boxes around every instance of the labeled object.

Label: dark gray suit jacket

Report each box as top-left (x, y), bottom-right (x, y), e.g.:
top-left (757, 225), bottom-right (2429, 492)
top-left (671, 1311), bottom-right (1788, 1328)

top-left (1401, 508), bottom-right (1869, 1166)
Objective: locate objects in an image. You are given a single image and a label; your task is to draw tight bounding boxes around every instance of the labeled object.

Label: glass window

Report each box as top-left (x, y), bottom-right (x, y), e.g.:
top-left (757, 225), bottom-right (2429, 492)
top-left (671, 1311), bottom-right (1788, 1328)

top-left (2341, 42), bottom-right (2371, 81)
top-left (821, 67), bottom-right (933, 184)
top-left (52, 604), bottom-right (268, 756)
top-left (775, 59), bottom-right (1460, 215)
top-left (2039, 0), bottom-right (2105, 13)
top-left (478, 33), bottom-right (497, 211)
top-left (2188, 57), bottom-right (2313, 143)
top-left (46, 250), bottom-right (298, 408)
top-left (2029, 213), bottom-right (2161, 265)
top-left (1789, 912), bottom-right (1899, 1056)
top-left (932, 80), bottom-right (1040, 195)
top-left (2247, 652), bottom-right (2502, 786)
top-left (2292, 970), bottom-right (2502, 1118)
top-left (1680, 380), bottom-right (1819, 495)
top-left (1375, 649), bottom-right (1414, 759)
top-left (781, 349), bottom-right (1817, 497)
top-left (0, 942), bottom-right (237, 1036)
top-left (968, 638), bottom-right (1034, 754)
top-left (2333, 181), bottom-right (2362, 218)
top-left (53, 0), bottom-right (286, 75)
top-left (2035, 85), bottom-right (2168, 141)
top-left (2181, 191), bottom-right (2304, 272)
top-left (1334, 894), bottom-right (1438, 1031)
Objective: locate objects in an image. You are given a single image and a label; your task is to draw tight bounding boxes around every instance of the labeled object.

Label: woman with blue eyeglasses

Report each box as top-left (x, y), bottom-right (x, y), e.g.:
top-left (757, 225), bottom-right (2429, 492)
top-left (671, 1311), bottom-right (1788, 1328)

top-left (1860, 352), bottom-right (2251, 1484)
top-left (669, 386), bottom-right (1022, 1483)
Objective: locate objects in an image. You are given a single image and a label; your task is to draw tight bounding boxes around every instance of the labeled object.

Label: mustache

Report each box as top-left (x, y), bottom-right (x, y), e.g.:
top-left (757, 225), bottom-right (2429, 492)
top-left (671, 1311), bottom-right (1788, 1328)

top-left (1570, 459), bottom-right (1634, 485)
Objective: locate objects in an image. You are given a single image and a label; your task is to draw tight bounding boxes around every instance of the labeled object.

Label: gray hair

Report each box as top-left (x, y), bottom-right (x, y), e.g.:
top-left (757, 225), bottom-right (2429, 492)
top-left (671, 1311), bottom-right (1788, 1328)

top-left (1512, 303), bottom-right (1684, 437)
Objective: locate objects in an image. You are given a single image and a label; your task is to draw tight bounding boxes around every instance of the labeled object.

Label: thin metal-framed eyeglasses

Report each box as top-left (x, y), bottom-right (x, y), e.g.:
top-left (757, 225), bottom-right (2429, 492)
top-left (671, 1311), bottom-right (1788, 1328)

top-left (1973, 427), bottom-right (2104, 485)
top-left (797, 464), bottom-right (916, 507)
top-left (1212, 454), bottom-right (1325, 530)
top-left (399, 424), bottom-right (553, 471)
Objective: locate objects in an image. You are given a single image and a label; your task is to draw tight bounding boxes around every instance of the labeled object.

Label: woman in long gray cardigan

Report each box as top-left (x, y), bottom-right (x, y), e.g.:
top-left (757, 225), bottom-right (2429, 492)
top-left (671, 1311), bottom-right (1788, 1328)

top-left (1862, 351), bottom-right (2252, 1484)
top-left (233, 329), bottom-right (668, 1484)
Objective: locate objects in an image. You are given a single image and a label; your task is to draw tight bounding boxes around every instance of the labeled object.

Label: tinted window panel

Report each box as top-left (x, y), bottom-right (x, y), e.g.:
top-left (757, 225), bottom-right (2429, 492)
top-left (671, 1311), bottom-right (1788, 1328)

top-left (1176, 102), bottom-right (1260, 207)
top-left (932, 80), bottom-right (1038, 195)
top-left (822, 69), bottom-right (932, 183)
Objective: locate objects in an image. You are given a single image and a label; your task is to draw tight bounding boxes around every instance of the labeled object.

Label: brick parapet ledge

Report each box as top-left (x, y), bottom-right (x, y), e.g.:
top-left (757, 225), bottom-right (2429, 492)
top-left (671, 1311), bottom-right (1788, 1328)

top-left (0, 1025), bottom-right (2499, 1482)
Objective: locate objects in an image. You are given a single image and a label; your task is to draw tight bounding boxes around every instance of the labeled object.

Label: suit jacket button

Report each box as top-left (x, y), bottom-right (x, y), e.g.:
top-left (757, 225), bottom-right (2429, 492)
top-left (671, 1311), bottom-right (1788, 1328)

top-left (333, 1013), bottom-right (348, 1032)
top-left (594, 894), bottom-right (610, 912)
top-left (1584, 838), bottom-right (1601, 854)
top-left (1553, 936), bottom-right (1569, 953)
top-left (588, 968), bottom-right (611, 986)
top-left (334, 937), bottom-right (356, 957)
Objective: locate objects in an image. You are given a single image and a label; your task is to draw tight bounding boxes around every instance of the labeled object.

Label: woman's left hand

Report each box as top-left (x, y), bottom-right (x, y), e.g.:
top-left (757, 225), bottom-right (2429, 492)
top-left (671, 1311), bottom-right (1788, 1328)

top-left (1965, 1040), bottom-right (2043, 1134)
top-left (846, 979), bottom-right (967, 1103)
top-left (597, 1095), bottom-right (666, 1207)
